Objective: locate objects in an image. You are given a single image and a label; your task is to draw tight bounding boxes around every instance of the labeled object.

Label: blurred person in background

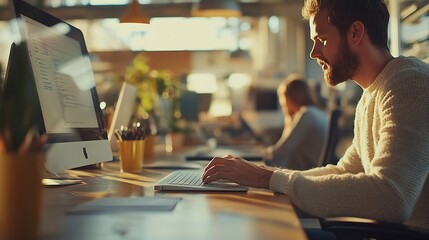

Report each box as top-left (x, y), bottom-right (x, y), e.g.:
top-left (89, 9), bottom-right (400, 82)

top-left (265, 75), bottom-right (327, 170)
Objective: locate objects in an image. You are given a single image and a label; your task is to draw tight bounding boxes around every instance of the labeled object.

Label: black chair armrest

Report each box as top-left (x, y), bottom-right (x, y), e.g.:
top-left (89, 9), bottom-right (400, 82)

top-left (320, 217), bottom-right (429, 240)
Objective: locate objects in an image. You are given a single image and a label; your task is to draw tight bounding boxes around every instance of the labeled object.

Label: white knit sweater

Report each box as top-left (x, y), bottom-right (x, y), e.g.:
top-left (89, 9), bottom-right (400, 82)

top-left (269, 56), bottom-right (429, 228)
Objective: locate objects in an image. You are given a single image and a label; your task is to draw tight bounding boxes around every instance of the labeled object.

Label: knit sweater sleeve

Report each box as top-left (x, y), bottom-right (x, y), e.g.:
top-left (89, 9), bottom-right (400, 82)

top-left (269, 57), bottom-right (429, 223)
top-left (269, 137), bottom-right (365, 200)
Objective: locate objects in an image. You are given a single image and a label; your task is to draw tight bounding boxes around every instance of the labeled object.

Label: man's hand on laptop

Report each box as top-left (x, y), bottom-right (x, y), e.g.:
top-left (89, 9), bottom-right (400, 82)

top-left (202, 155), bottom-right (273, 189)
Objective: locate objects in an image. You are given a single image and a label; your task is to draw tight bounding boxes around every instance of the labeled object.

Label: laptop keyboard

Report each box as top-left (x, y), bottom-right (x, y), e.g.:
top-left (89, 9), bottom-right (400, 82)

top-left (167, 171), bottom-right (214, 187)
top-left (155, 170), bottom-right (248, 192)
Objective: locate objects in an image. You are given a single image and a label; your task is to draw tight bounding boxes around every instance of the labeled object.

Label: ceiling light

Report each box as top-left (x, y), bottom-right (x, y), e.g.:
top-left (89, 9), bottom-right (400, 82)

top-left (192, 0), bottom-right (242, 18)
top-left (120, 0), bottom-right (150, 25)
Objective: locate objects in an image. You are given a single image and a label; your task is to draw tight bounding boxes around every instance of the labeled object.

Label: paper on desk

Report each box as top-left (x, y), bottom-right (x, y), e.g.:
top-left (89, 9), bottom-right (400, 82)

top-left (68, 197), bottom-right (182, 214)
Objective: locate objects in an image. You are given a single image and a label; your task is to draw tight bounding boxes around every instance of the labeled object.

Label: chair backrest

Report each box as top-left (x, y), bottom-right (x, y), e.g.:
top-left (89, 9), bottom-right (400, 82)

top-left (318, 108), bottom-right (342, 166)
top-left (320, 217), bottom-right (429, 240)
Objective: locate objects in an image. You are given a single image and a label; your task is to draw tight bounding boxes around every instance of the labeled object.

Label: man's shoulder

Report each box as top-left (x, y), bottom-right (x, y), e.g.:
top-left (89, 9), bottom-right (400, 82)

top-left (392, 56), bottom-right (429, 73)
top-left (374, 56), bottom-right (429, 101)
top-left (383, 56), bottom-right (429, 85)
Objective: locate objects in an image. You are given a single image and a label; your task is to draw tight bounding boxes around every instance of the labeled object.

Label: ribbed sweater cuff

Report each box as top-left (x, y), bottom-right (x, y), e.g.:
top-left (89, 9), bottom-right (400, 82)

top-left (269, 170), bottom-right (293, 194)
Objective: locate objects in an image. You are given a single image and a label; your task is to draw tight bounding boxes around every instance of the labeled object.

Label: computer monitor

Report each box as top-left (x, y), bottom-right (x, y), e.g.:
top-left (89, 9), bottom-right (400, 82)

top-left (4, 0), bottom-right (112, 173)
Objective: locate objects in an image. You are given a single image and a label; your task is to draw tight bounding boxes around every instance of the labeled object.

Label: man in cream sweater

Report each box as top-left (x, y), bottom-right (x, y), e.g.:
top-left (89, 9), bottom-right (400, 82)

top-left (202, 0), bottom-right (429, 230)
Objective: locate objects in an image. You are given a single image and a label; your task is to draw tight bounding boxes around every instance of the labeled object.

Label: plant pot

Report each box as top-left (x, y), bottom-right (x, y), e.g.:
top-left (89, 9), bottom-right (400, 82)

top-left (0, 152), bottom-right (45, 240)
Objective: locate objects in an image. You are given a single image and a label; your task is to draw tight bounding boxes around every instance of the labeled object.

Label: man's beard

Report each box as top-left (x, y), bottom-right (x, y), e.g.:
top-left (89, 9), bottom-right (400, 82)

top-left (321, 37), bottom-right (359, 86)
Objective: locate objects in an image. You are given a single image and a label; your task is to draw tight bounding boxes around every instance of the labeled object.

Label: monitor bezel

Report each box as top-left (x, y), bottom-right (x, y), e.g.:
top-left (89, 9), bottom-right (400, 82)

top-left (11, 0), bottom-right (108, 143)
top-left (7, 0), bottom-right (112, 173)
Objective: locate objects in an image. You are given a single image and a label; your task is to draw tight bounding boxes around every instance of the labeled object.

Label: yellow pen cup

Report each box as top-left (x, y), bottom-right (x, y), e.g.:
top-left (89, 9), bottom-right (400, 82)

top-left (117, 140), bottom-right (145, 172)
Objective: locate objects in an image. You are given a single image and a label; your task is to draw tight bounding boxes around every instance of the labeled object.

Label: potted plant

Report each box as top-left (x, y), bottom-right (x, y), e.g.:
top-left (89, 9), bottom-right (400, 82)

top-left (124, 53), bottom-right (182, 153)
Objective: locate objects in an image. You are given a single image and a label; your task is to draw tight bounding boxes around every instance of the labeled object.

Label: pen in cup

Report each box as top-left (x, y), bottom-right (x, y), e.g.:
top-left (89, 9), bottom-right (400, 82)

top-left (114, 123), bottom-right (147, 141)
top-left (114, 122), bottom-right (147, 172)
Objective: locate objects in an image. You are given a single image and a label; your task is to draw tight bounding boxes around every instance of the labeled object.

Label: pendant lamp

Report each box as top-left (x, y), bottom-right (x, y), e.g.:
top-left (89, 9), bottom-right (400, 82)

top-left (120, 0), bottom-right (150, 25)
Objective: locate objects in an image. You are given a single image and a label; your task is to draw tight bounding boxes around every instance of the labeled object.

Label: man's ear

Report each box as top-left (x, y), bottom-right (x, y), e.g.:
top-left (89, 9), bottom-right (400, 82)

top-left (348, 21), bottom-right (365, 46)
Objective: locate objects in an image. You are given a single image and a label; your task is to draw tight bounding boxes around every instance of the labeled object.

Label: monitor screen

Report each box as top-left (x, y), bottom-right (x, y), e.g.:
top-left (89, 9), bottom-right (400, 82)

top-left (6, 0), bottom-right (112, 173)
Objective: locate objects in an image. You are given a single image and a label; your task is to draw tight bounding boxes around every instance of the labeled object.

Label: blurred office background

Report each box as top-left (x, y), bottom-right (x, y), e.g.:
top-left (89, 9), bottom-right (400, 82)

top-left (0, 0), bottom-right (427, 155)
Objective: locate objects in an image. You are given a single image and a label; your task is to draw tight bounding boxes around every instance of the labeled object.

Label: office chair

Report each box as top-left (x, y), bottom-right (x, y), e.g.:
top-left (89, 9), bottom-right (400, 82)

top-left (319, 108), bottom-right (342, 166)
top-left (320, 217), bottom-right (429, 240)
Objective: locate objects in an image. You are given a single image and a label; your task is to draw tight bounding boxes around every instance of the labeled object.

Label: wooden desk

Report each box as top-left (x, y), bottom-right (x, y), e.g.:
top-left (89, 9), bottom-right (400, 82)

top-left (41, 161), bottom-right (307, 240)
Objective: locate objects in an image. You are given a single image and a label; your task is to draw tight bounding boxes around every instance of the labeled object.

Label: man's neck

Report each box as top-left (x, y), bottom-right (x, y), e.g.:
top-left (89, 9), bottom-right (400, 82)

top-left (353, 48), bottom-right (394, 89)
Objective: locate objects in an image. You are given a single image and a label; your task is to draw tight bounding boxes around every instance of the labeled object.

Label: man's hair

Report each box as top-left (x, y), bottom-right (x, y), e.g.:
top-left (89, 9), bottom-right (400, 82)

top-left (302, 0), bottom-right (390, 50)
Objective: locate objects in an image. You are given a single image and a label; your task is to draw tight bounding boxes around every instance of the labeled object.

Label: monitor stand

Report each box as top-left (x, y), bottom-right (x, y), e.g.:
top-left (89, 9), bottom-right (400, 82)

top-left (42, 171), bottom-right (83, 187)
top-left (42, 163), bottom-right (104, 186)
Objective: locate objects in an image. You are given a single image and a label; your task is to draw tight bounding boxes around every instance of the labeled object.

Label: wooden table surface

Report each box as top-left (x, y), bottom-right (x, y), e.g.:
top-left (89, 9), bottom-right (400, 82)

top-left (40, 159), bottom-right (307, 240)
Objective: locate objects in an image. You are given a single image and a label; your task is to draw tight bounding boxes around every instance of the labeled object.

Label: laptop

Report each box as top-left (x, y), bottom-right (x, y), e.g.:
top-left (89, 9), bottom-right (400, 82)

top-left (154, 170), bottom-right (249, 192)
top-left (108, 82), bottom-right (138, 152)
